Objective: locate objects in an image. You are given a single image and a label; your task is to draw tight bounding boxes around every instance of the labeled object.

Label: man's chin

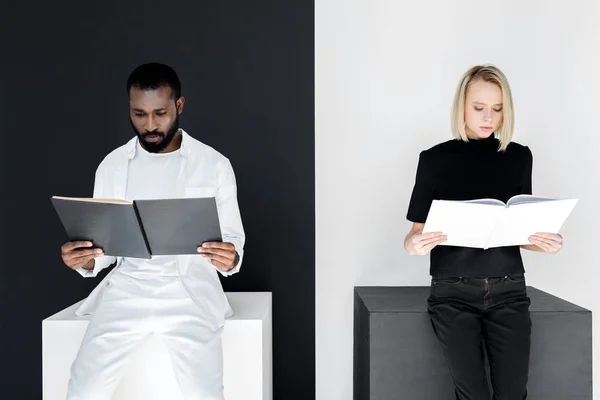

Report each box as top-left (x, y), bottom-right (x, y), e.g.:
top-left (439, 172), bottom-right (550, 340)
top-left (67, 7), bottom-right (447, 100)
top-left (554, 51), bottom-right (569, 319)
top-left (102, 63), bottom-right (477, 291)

top-left (139, 139), bottom-right (164, 152)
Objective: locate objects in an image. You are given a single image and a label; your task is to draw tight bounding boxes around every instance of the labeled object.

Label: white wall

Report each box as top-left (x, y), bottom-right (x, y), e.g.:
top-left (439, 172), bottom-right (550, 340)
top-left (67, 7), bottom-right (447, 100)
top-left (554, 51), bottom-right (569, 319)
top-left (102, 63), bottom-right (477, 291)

top-left (316, 0), bottom-right (600, 398)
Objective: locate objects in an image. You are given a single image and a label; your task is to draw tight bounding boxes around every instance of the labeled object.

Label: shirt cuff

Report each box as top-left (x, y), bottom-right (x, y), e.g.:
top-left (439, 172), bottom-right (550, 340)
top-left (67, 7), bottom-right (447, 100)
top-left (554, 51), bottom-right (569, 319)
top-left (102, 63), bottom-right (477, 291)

top-left (75, 255), bottom-right (116, 278)
top-left (218, 250), bottom-right (243, 277)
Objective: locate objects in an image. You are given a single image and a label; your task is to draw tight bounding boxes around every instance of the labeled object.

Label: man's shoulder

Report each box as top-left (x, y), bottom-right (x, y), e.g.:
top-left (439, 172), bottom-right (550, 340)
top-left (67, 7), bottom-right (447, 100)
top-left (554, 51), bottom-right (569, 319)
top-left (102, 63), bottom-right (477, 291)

top-left (184, 133), bottom-right (231, 167)
top-left (96, 142), bottom-right (131, 170)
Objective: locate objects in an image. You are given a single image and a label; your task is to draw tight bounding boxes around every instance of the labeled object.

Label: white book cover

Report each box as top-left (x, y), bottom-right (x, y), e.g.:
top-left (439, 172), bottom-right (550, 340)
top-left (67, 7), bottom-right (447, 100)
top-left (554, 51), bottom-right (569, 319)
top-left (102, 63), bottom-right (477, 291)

top-left (422, 195), bottom-right (579, 249)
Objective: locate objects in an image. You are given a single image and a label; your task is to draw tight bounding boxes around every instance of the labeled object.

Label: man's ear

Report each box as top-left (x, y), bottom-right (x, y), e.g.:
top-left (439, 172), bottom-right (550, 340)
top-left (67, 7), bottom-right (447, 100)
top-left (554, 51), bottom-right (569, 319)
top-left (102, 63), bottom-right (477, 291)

top-left (176, 96), bottom-right (185, 114)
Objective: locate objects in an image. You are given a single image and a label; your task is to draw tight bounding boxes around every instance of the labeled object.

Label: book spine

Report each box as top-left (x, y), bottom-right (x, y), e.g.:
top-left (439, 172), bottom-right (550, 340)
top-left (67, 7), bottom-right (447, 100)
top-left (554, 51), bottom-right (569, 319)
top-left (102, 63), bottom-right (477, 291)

top-left (133, 201), bottom-right (152, 257)
top-left (484, 207), bottom-right (506, 249)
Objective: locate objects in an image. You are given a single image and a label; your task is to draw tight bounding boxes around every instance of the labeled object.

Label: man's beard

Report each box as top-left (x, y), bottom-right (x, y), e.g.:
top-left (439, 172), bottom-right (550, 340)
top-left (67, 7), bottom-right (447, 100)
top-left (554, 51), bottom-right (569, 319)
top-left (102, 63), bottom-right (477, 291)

top-left (131, 114), bottom-right (180, 153)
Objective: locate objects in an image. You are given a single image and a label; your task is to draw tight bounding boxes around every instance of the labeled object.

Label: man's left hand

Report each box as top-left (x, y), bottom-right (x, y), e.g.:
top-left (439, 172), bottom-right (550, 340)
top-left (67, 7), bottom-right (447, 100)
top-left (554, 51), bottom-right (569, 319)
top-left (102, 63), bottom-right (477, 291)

top-left (528, 232), bottom-right (563, 254)
top-left (198, 242), bottom-right (238, 272)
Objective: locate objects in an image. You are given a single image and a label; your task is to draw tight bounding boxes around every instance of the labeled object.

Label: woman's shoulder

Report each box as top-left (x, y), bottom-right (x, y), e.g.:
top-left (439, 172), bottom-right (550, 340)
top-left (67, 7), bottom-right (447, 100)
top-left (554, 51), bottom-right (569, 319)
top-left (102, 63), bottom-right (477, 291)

top-left (420, 139), bottom-right (461, 158)
top-left (415, 140), bottom-right (460, 171)
top-left (506, 140), bottom-right (533, 158)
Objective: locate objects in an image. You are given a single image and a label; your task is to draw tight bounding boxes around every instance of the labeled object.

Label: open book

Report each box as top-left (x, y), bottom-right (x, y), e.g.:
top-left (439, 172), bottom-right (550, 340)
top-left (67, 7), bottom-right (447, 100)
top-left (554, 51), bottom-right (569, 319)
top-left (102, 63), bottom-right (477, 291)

top-left (51, 196), bottom-right (222, 258)
top-left (422, 195), bottom-right (578, 249)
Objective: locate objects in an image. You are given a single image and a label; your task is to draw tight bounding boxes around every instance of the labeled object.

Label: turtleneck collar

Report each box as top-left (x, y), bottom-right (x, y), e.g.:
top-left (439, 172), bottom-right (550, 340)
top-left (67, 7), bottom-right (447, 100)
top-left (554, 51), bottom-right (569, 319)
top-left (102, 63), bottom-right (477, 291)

top-left (464, 133), bottom-right (499, 149)
top-left (468, 133), bottom-right (496, 142)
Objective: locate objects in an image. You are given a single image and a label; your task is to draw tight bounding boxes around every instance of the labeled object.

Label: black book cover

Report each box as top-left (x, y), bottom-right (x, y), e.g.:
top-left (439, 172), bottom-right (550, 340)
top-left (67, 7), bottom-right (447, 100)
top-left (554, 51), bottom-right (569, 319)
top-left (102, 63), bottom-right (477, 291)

top-left (51, 196), bottom-right (222, 258)
top-left (134, 197), bottom-right (222, 255)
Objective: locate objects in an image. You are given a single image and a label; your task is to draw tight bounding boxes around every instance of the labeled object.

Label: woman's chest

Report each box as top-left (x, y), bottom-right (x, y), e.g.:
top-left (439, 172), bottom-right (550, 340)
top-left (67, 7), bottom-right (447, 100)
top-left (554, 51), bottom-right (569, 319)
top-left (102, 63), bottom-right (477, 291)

top-left (433, 154), bottom-right (524, 202)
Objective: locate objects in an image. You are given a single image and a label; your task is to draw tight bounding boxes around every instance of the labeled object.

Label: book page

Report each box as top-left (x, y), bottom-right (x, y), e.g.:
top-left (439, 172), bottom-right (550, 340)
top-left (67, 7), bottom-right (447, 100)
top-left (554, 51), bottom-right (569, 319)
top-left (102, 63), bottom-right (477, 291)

top-left (460, 198), bottom-right (507, 206)
top-left (485, 198), bottom-right (578, 248)
top-left (52, 196), bottom-right (132, 205)
top-left (423, 200), bottom-right (504, 249)
top-left (506, 194), bottom-right (558, 207)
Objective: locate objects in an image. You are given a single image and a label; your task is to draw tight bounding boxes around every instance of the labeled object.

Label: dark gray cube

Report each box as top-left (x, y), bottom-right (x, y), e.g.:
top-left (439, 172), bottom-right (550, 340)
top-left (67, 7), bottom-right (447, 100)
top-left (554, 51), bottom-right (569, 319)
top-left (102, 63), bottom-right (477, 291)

top-left (354, 286), bottom-right (592, 400)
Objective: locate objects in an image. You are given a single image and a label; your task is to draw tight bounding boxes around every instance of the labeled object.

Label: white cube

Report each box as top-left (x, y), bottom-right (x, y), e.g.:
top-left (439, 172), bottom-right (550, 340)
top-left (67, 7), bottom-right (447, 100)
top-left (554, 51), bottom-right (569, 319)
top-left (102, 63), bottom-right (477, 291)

top-left (42, 292), bottom-right (272, 400)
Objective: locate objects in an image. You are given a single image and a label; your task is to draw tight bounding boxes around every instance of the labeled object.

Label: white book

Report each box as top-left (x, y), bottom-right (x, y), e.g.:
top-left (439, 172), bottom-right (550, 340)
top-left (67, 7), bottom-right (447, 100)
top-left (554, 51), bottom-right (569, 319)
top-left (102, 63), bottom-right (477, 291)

top-left (422, 195), bottom-right (578, 249)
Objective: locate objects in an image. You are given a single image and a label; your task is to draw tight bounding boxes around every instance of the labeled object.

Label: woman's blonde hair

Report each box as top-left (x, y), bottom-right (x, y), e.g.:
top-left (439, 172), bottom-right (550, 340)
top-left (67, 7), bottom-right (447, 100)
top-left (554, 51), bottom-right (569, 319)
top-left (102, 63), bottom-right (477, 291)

top-left (451, 64), bottom-right (514, 151)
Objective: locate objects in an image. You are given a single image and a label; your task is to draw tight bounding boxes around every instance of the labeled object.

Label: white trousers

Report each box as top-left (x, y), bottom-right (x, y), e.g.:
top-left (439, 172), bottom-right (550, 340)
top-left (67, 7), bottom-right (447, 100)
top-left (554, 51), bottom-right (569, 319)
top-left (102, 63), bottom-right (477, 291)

top-left (66, 282), bottom-right (224, 400)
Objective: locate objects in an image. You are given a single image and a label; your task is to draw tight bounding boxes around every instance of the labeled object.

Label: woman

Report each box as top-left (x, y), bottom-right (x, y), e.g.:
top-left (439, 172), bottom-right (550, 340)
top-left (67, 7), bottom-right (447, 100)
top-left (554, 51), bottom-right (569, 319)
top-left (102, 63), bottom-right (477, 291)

top-left (404, 65), bottom-right (563, 400)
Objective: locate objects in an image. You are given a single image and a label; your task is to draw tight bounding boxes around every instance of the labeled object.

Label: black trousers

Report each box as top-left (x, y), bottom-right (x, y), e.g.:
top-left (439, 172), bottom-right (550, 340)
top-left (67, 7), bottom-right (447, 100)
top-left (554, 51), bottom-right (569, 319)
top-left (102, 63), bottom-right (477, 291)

top-left (427, 274), bottom-right (531, 400)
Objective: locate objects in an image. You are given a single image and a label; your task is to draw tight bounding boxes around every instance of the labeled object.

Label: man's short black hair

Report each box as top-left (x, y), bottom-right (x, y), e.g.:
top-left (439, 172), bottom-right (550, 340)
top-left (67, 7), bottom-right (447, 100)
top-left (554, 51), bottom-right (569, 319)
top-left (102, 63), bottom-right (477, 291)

top-left (126, 62), bottom-right (182, 99)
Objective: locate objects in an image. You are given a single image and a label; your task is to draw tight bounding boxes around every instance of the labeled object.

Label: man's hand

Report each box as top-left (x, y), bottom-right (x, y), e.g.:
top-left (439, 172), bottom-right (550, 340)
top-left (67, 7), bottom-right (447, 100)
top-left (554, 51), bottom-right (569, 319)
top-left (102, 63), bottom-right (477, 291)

top-left (61, 241), bottom-right (104, 271)
top-left (198, 242), bottom-right (238, 272)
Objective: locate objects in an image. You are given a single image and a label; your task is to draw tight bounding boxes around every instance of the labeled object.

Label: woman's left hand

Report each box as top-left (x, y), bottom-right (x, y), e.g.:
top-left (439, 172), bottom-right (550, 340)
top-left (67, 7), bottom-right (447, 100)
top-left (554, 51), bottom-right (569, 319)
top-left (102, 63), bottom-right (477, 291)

top-left (528, 232), bottom-right (563, 254)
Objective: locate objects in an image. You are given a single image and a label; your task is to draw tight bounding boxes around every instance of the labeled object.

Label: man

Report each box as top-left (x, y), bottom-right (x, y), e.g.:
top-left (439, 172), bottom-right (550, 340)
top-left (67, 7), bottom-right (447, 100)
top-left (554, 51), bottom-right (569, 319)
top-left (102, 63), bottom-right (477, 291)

top-left (60, 62), bottom-right (245, 400)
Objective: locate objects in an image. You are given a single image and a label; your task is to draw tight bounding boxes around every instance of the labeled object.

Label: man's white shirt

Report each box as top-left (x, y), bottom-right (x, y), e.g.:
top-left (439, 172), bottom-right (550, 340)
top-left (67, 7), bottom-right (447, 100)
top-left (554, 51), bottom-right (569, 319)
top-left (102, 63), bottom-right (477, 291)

top-left (74, 129), bottom-right (245, 330)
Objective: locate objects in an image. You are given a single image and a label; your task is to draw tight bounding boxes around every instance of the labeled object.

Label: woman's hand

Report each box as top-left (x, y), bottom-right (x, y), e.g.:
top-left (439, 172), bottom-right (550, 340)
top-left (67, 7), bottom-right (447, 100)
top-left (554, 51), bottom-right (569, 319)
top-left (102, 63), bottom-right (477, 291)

top-left (526, 232), bottom-right (563, 254)
top-left (405, 230), bottom-right (447, 256)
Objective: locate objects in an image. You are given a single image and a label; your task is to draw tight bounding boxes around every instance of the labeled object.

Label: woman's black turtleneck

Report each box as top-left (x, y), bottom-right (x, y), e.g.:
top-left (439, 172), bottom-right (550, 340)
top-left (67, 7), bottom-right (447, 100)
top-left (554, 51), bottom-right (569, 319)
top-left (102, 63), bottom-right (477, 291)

top-left (407, 134), bottom-right (533, 278)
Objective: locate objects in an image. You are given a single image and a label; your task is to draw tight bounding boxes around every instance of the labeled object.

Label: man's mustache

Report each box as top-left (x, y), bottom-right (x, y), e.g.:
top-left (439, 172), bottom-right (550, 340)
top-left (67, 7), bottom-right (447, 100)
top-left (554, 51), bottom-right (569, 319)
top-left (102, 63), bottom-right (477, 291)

top-left (142, 131), bottom-right (165, 138)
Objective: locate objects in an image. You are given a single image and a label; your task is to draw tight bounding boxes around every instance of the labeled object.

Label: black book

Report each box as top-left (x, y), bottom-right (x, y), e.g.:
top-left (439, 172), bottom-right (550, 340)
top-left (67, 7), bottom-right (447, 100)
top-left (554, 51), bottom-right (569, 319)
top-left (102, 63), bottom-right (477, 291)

top-left (51, 196), bottom-right (223, 259)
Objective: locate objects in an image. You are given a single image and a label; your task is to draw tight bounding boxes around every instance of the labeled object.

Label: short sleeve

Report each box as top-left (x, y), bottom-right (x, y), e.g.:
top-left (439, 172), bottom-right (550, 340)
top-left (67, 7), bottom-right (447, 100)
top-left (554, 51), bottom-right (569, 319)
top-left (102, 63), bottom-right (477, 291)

top-left (520, 146), bottom-right (533, 195)
top-left (406, 151), bottom-right (437, 223)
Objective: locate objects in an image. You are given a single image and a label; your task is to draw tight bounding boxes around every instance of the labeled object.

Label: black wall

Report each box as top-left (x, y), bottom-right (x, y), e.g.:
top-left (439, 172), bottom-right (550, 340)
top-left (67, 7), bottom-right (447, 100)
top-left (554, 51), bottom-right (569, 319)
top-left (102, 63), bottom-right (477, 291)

top-left (0, 1), bottom-right (314, 398)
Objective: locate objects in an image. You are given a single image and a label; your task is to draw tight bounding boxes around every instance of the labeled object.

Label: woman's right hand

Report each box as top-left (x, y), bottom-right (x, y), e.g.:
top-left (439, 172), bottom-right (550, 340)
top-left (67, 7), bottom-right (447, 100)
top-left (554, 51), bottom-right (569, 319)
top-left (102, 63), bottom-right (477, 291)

top-left (405, 230), bottom-right (447, 255)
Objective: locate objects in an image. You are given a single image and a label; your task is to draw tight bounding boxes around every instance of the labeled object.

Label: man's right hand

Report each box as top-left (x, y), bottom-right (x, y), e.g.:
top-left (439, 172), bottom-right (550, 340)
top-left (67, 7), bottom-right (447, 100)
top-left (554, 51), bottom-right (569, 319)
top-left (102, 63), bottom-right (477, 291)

top-left (61, 241), bottom-right (104, 271)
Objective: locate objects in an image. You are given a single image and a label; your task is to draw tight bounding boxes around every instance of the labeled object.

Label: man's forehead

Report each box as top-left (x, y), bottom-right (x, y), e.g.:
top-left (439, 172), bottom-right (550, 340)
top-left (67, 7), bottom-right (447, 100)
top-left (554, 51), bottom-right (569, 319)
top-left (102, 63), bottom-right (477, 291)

top-left (130, 86), bottom-right (173, 100)
top-left (129, 87), bottom-right (174, 109)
